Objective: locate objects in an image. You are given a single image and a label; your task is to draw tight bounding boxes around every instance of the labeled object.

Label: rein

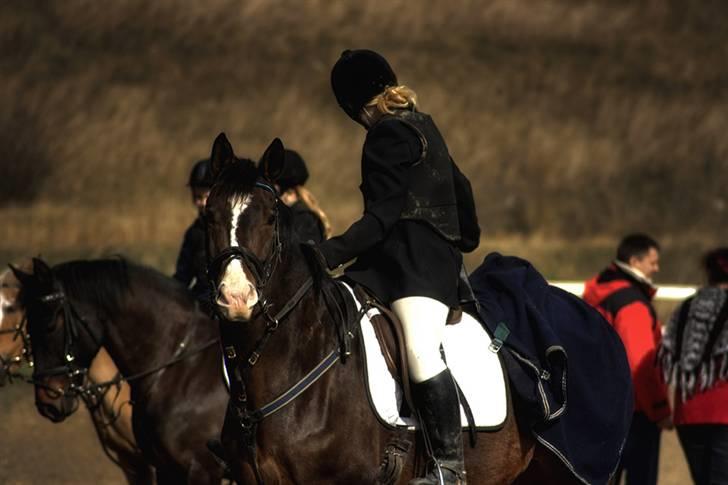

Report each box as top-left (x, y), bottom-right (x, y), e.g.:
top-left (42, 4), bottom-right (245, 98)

top-left (72, 338), bottom-right (219, 399)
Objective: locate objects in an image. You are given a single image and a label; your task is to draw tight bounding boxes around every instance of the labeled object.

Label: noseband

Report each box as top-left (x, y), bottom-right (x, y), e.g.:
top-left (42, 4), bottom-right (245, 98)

top-left (207, 181), bottom-right (283, 313)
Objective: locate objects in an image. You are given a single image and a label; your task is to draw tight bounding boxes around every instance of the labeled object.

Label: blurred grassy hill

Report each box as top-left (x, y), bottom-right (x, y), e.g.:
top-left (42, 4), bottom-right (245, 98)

top-left (1, 0), bottom-right (726, 282)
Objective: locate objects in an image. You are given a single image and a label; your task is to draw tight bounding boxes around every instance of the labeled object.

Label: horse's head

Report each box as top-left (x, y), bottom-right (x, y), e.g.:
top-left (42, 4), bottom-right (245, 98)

top-left (0, 261), bottom-right (30, 385)
top-left (205, 133), bottom-right (286, 322)
top-left (15, 258), bottom-right (102, 422)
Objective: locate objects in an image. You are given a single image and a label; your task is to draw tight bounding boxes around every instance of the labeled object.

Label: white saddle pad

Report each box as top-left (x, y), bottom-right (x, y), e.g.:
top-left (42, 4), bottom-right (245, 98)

top-left (342, 283), bottom-right (508, 430)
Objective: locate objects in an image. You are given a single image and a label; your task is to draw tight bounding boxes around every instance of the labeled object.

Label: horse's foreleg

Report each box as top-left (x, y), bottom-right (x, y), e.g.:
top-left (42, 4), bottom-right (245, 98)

top-left (187, 457), bottom-right (225, 485)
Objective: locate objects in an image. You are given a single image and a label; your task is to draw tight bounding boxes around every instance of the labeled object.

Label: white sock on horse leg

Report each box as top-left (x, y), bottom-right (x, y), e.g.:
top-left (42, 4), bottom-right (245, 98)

top-left (391, 296), bottom-right (449, 384)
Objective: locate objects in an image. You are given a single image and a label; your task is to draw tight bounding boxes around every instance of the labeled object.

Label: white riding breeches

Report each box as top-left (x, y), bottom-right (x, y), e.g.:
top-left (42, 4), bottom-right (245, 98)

top-left (391, 296), bottom-right (449, 383)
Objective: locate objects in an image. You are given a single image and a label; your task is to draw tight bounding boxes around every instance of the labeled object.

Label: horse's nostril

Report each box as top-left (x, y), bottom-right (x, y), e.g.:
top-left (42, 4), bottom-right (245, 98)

top-left (216, 286), bottom-right (230, 307)
top-left (37, 402), bottom-right (65, 422)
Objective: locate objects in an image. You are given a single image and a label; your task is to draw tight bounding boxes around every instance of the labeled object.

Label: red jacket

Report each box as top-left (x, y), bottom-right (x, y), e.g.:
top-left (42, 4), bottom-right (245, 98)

top-left (674, 380), bottom-right (728, 425)
top-left (583, 264), bottom-right (671, 422)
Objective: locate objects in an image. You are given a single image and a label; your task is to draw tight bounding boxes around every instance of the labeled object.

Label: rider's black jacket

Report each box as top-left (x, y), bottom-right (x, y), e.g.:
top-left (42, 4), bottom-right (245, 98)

top-left (174, 216), bottom-right (213, 308)
top-left (319, 109), bottom-right (480, 307)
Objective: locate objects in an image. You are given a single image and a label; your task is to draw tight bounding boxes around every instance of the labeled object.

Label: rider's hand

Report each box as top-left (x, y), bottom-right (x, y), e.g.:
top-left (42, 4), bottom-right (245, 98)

top-left (301, 240), bottom-right (339, 274)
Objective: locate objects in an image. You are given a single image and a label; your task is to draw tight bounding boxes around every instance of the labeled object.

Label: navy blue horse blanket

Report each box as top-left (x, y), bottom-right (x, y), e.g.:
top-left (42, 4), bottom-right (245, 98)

top-left (469, 253), bottom-right (632, 485)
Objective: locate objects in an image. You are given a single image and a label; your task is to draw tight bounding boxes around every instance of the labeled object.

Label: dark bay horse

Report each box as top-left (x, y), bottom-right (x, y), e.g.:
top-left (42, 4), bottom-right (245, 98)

top-left (14, 258), bottom-right (229, 484)
top-left (2, 262), bottom-right (153, 484)
top-left (203, 133), bottom-right (575, 484)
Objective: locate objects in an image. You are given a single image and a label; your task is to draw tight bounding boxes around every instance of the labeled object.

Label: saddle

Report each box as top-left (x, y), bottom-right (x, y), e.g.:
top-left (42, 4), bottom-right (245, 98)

top-left (353, 285), bottom-right (416, 414)
top-left (350, 285), bottom-right (475, 426)
top-left (341, 281), bottom-right (508, 433)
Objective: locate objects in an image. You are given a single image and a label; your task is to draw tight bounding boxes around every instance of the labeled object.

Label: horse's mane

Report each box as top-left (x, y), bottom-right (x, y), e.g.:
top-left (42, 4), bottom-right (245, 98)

top-left (53, 258), bottom-right (132, 319)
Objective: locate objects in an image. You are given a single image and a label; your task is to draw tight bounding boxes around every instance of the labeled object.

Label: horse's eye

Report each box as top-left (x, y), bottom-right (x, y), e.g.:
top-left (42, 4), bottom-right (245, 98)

top-left (3, 305), bottom-right (16, 313)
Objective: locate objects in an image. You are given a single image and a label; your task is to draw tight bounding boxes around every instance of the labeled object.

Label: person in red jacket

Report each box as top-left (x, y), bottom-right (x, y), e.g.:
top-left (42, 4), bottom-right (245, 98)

top-left (583, 233), bottom-right (671, 485)
top-left (659, 247), bottom-right (728, 485)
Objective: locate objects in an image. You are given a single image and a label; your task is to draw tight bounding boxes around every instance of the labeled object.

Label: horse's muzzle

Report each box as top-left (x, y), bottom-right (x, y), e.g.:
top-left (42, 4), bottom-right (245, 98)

top-left (216, 283), bottom-right (257, 321)
top-left (36, 401), bottom-right (67, 423)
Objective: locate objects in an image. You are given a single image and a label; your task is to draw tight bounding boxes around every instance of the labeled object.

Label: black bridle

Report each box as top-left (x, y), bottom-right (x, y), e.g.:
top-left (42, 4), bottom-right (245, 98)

top-left (30, 289), bottom-right (101, 404)
top-left (207, 181), bottom-right (283, 307)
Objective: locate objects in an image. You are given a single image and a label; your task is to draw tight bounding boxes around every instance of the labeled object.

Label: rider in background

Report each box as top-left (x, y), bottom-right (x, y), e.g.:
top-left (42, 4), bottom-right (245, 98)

top-left (266, 149), bottom-right (331, 244)
top-left (174, 159), bottom-right (214, 313)
top-left (319, 49), bottom-right (480, 485)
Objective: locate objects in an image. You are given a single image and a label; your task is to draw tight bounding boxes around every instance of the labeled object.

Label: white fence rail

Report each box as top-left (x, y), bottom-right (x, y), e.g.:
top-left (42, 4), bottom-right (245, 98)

top-left (551, 281), bottom-right (696, 301)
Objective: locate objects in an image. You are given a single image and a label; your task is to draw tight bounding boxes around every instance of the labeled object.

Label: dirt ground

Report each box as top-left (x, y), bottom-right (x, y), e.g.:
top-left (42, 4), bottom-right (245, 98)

top-left (0, 373), bottom-right (691, 485)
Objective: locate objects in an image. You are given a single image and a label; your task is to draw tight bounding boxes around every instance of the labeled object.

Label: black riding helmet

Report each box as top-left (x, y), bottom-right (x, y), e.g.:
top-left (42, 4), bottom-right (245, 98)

top-left (331, 49), bottom-right (398, 122)
top-left (188, 159), bottom-right (214, 188)
top-left (277, 150), bottom-right (309, 193)
top-left (258, 149), bottom-right (310, 193)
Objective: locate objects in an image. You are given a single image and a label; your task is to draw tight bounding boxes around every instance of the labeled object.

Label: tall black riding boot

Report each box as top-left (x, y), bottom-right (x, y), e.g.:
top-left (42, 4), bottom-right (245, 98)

top-left (410, 369), bottom-right (466, 485)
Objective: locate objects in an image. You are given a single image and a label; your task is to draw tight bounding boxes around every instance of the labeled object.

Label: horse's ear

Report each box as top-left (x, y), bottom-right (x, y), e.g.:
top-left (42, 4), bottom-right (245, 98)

top-left (8, 263), bottom-right (34, 287)
top-left (210, 132), bottom-right (235, 178)
top-left (31, 258), bottom-right (53, 285)
top-left (260, 138), bottom-right (285, 182)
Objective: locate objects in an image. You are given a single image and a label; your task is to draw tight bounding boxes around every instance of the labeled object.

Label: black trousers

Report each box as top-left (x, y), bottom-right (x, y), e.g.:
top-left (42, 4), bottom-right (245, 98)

top-left (615, 412), bottom-right (661, 485)
top-left (677, 424), bottom-right (728, 485)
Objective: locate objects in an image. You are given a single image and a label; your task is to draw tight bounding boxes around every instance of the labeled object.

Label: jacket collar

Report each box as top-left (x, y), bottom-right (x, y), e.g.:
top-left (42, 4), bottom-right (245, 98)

top-left (599, 261), bottom-right (657, 300)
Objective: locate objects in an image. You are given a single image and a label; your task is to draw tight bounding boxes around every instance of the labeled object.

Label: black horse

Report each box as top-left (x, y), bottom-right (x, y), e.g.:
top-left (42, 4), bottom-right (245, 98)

top-left (14, 258), bottom-right (229, 484)
top-left (202, 134), bottom-right (580, 484)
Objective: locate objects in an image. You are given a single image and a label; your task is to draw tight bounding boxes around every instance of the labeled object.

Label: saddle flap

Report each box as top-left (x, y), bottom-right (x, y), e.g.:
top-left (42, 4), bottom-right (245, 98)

top-left (353, 285), bottom-right (414, 413)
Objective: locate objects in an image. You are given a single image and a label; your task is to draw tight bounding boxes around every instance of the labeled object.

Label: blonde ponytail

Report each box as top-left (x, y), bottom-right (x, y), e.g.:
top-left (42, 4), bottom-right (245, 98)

top-left (366, 85), bottom-right (418, 115)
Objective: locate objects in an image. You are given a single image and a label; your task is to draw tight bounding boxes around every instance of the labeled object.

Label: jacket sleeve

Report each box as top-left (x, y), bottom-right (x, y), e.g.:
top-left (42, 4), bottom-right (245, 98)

top-left (614, 302), bottom-right (671, 422)
top-left (318, 119), bottom-right (420, 269)
top-left (451, 158), bottom-right (480, 253)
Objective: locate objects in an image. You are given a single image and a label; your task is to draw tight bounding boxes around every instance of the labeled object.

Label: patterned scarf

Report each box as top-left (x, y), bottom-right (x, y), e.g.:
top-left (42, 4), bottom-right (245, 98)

top-left (659, 287), bottom-right (728, 401)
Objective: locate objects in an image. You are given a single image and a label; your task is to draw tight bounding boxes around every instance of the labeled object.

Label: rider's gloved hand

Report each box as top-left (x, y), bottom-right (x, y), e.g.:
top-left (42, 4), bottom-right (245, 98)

top-left (300, 240), bottom-right (341, 275)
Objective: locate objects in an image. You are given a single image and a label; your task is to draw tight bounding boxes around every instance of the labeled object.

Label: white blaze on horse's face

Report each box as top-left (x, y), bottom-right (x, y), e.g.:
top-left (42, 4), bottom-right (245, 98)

top-left (0, 291), bottom-right (7, 328)
top-left (216, 194), bottom-right (259, 321)
top-left (0, 269), bottom-right (13, 329)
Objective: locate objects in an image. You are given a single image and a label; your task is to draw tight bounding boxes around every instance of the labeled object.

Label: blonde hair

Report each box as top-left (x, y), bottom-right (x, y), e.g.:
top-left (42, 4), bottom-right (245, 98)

top-left (295, 186), bottom-right (333, 239)
top-left (366, 85), bottom-right (418, 115)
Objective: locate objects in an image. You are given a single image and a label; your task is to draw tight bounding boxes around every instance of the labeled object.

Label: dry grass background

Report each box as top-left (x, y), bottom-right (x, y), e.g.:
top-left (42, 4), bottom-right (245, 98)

top-left (2, 3), bottom-right (725, 483)
top-left (0, 0), bottom-right (726, 283)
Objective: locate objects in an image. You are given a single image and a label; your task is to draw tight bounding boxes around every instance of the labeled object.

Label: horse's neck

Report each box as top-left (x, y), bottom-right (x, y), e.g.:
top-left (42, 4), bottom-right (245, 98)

top-left (101, 288), bottom-right (215, 381)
